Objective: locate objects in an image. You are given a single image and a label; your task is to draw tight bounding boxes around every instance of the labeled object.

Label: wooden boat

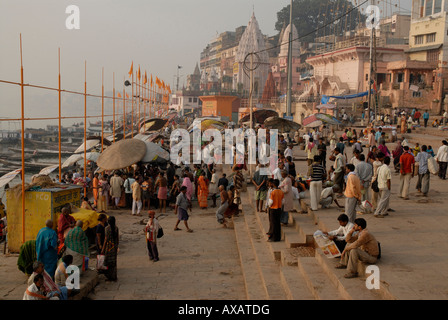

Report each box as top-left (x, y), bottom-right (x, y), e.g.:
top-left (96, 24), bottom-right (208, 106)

top-left (0, 158), bottom-right (58, 172)
top-left (8, 147), bottom-right (73, 157)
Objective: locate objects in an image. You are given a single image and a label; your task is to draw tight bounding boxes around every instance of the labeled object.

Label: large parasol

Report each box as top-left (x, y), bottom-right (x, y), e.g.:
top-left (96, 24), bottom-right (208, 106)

top-left (264, 116), bottom-right (301, 132)
top-left (188, 119), bottom-right (226, 132)
top-left (96, 139), bottom-right (146, 170)
top-left (315, 113), bottom-right (341, 125)
top-left (62, 152), bottom-right (101, 168)
top-left (74, 136), bottom-right (111, 154)
top-left (139, 118), bottom-right (168, 133)
top-left (239, 109), bottom-right (279, 124)
top-left (0, 168), bottom-right (22, 189)
top-left (302, 114), bottom-right (323, 128)
top-left (141, 142), bottom-right (170, 163)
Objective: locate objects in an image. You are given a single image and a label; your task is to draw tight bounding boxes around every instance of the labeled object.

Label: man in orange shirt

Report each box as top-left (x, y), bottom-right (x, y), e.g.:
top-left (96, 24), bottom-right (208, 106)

top-left (267, 179), bottom-right (284, 242)
top-left (344, 164), bottom-right (362, 223)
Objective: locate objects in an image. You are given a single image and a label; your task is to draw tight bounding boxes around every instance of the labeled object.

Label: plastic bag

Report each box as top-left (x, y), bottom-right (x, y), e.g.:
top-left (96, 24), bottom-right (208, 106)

top-left (428, 156), bottom-right (439, 175)
top-left (360, 200), bottom-right (373, 214)
top-left (96, 254), bottom-right (108, 270)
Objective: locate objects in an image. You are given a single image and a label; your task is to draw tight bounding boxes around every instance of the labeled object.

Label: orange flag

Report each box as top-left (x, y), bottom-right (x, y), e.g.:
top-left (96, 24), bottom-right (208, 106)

top-left (137, 66), bottom-right (141, 81)
top-left (128, 62), bottom-right (133, 78)
top-left (143, 71), bottom-right (147, 85)
top-left (150, 74), bottom-right (153, 87)
top-left (117, 92), bottom-right (122, 98)
top-left (126, 93), bottom-right (129, 99)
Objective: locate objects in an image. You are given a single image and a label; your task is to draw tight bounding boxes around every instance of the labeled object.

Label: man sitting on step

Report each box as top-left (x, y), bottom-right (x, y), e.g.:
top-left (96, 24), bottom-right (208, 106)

top-left (335, 218), bottom-right (379, 279)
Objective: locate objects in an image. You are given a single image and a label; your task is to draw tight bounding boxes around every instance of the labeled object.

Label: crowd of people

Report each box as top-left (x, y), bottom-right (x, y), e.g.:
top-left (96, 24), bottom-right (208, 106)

top-left (16, 106), bottom-right (448, 297)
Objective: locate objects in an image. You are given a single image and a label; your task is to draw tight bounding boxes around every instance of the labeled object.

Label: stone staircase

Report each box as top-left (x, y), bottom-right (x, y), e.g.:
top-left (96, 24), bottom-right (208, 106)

top-left (233, 186), bottom-right (396, 300)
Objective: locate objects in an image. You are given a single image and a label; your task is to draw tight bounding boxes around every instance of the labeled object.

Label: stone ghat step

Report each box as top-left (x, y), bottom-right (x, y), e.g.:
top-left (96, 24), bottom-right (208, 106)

top-left (233, 211), bottom-right (269, 300)
top-left (243, 186), bottom-right (394, 300)
top-left (69, 269), bottom-right (99, 300)
top-left (290, 205), bottom-right (395, 300)
top-left (240, 203), bottom-right (288, 300)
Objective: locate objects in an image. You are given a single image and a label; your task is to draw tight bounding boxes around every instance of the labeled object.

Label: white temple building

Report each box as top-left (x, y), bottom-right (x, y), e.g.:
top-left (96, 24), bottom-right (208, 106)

top-left (233, 12), bottom-right (270, 98)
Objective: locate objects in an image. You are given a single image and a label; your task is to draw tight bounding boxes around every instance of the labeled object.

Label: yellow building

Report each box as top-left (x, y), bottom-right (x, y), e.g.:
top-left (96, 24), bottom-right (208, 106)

top-left (408, 0), bottom-right (448, 89)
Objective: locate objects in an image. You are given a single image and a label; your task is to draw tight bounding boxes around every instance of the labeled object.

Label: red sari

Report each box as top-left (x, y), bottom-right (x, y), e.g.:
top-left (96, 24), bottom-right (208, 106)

top-left (197, 176), bottom-right (209, 208)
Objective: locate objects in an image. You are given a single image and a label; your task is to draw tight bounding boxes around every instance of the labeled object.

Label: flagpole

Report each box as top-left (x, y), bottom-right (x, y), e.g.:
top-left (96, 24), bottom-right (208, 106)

top-left (123, 77), bottom-right (126, 139)
top-left (84, 61), bottom-right (87, 196)
top-left (58, 48), bottom-right (62, 182)
top-left (150, 76), bottom-right (153, 118)
top-left (132, 70), bottom-right (134, 138)
top-left (113, 72), bottom-right (116, 143)
top-left (137, 66), bottom-right (141, 132)
top-left (19, 34), bottom-right (26, 243)
top-left (101, 67), bottom-right (104, 152)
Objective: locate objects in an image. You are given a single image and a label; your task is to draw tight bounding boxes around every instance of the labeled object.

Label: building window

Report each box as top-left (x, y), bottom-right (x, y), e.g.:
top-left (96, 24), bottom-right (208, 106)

top-left (193, 98), bottom-right (198, 103)
top-left (426, 0), bottom-right (433, 17)
top-left (434, 0), bottom-right (442, 14)
top-left (415, 35), bottom-right (424, 45)
top-left (397, 73), bottom-right (404, 83)
top-left (412, 91), bottom-right (423, 98)
top-left (427, 49), bottom-right (439, 62)
top-left (426, 33), bottom-right (436, 43)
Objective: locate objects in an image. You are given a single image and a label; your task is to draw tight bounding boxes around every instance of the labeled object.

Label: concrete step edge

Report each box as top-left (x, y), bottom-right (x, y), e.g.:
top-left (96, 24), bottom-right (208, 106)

top-left (233, 214), bottom-right (269, 300)
top-left (296, 255), bottom-right (347, 300)
top-left (241, 203), bottom-right (288, 300)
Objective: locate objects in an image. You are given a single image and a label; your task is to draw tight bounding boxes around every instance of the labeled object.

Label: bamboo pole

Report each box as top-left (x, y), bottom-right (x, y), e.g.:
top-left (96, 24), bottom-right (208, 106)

top-left (138, 66), bottom-right (141, 132)
top-left (113, 72), bottom-right (115, 142)
top-left (131, 71), bottom-right (134, 137)
top-left (84, 61), bottom-right (87, 196)
top-left (101, 67), bottom-right (104, 152)
top-left (123, 77), bottom-right (126, 139)
top-left (58, 48), bottom-right (62, 182)
top-left (19, 34), bottom-right (25, 243)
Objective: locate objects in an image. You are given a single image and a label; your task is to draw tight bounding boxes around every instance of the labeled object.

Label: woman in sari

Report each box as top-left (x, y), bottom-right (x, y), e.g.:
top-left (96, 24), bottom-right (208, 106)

top-left (101, 216), bottom-right (119, 281)
top-left (96, 175), bottom-right (110, 213)
top-left (197, 173), bottom-right (209, 209)
top-left (181, 174), bottom-right (193, 201)
top-left (92, 173), bottom-right (99, 208)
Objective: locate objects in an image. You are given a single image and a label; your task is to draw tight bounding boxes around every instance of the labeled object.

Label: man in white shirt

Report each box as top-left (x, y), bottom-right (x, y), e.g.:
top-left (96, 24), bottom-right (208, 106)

top-left (322, 214), bottom-right (354, 252)
top-left (284, 144), bottom-right (294, 159)
top-left (435, 140), bottom-right (448, 180)
top-left (374, 156), bottom-right (391, 218)
top-left (272, 161), bottom-right (285, 182)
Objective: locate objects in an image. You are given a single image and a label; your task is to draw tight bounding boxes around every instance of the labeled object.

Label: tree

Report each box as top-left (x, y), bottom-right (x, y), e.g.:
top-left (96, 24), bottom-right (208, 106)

top-left (275, 0), bottom-right (366, 44)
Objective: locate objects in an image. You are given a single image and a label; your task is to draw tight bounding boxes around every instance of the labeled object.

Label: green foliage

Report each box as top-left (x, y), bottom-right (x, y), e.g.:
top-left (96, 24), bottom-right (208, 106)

top-left (275, 0), bottom-right (366, 43)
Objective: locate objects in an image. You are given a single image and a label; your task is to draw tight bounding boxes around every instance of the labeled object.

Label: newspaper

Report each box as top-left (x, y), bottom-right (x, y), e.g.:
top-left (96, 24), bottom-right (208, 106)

top-left (313, 230), bottom-right (341, 258)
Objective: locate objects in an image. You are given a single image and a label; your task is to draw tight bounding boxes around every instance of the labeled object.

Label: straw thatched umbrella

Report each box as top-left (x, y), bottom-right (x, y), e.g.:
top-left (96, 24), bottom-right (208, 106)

top-left (96, 139), bottom-right (146, 170)
top-left (264, 116), bottom-right (301, 133)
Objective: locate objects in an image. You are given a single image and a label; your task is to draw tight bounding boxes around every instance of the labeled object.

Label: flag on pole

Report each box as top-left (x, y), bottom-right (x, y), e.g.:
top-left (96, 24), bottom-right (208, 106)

top-left (143, 71), bottom-right (147, 85)
top-left (128, 62), bottom-right (133, 78)
top-left (137, 66), bottom-right (141, 81)
top-left (117, 92), bottom-right (122, 98)
top-left (126, 93), bottom-right (129, 99)
top-left (150, 74), bottom-right (153, 87)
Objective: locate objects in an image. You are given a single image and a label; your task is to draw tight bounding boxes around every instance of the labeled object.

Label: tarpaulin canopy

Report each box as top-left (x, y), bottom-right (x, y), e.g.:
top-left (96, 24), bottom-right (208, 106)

top-left (320, 90), bottom-right (373, 105)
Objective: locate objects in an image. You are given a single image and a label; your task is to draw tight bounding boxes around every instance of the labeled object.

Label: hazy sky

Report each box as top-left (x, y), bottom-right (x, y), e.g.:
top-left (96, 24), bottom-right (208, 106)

top-left (0, 0), bottom-right (411, 129)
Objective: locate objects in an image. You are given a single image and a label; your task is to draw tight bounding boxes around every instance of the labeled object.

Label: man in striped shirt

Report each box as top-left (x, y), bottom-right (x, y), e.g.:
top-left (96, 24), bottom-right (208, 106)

top-left (309, 155), bottom-right (326, 211)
